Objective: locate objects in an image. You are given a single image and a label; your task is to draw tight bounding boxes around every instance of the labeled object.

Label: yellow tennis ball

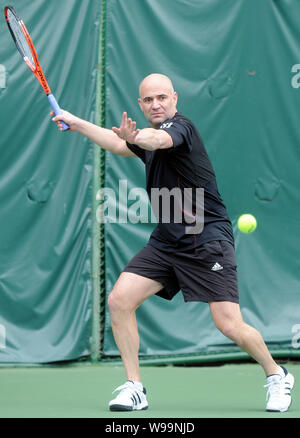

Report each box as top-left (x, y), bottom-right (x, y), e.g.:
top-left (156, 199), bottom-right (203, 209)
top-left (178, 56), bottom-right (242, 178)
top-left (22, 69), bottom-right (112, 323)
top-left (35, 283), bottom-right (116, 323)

top-left (238, 214), bottom-right (257, 233)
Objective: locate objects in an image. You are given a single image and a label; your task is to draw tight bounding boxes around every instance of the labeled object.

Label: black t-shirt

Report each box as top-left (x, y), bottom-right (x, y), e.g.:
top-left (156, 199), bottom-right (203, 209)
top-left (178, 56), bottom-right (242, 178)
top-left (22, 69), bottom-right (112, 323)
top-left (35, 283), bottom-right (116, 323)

top-left (126, 112), bottom-right (234, 252)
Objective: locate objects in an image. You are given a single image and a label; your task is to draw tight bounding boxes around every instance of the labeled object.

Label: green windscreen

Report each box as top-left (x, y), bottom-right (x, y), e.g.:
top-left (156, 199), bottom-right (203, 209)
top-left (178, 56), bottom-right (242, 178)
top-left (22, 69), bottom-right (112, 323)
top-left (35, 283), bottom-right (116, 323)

top-left (1, 0), bottom-right (300, 365)
top-left (0, 0), bottom-right (99, 363)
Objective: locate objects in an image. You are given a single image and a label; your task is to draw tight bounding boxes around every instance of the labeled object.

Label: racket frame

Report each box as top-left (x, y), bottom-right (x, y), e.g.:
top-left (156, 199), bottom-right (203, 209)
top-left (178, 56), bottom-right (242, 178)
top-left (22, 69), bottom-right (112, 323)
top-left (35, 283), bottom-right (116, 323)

top-left (4, 5), bottom-right (69, 130)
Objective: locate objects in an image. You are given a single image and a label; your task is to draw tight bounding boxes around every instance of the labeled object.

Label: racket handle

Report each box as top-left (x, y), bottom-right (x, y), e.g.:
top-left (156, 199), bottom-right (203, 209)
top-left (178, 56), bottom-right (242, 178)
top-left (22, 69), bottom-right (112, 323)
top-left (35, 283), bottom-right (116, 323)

top-left (47, 93), bottom-right (70, 131)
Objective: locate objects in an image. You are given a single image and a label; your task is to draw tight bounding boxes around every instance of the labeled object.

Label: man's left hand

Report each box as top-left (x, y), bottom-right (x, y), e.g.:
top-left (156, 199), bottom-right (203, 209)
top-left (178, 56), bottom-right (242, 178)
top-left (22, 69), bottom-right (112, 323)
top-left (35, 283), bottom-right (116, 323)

top-left (112, 112), bottom-right (140, 144)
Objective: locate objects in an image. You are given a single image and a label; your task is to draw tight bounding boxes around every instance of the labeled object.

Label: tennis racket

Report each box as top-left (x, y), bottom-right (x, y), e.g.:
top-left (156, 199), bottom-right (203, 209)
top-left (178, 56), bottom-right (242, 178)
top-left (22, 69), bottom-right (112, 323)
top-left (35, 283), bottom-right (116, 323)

top-left (4, 5), bottom-right (69, 131)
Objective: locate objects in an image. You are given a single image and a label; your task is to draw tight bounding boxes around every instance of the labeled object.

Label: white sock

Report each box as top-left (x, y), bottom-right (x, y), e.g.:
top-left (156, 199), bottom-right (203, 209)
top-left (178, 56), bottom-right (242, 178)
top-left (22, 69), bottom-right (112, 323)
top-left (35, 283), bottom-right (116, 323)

top-left (267, 366), bottom-right (285, 380)
top-left (128, 380), bottom-right (143, 391)
top-left (276, 366), bottom-right (285, 377)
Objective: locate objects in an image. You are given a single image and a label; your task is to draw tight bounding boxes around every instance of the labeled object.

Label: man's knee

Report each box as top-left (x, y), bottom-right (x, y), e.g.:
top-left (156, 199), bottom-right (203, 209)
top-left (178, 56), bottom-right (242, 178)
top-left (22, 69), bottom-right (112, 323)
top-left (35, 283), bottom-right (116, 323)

top-left (210, 302), bottom-right (243, 340)
top-left (215, 320), bottom-right (238, 340)
top-left (108, 272), bottom-right (162, 316)
top-left (107, 288), bottom-right (135, 314)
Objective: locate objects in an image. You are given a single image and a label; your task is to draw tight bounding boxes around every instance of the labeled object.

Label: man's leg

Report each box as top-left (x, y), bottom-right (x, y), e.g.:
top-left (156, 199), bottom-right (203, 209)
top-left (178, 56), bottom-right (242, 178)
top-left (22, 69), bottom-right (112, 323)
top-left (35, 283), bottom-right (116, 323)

top-left (209, 301), bottom-right (294, 412)
top-left (108, 271), bottom-right (163, 382)
top-left (209, 301), bottom-right (278, 376)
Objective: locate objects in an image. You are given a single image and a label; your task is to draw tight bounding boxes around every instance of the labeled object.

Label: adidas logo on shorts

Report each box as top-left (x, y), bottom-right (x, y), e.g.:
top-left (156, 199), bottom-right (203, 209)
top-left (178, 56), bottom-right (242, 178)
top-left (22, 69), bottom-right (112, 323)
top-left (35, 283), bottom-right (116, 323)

top-left (211, 262), bottom-right (223, 271)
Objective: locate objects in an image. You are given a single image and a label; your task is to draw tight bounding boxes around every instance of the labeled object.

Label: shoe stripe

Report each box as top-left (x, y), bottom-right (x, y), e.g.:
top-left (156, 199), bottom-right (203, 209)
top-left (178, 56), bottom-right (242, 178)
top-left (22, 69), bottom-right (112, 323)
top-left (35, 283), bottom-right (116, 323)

top-left (136, 391), bottom-right (141, 404)
top-left (132, 393), bottom-right (138, 406)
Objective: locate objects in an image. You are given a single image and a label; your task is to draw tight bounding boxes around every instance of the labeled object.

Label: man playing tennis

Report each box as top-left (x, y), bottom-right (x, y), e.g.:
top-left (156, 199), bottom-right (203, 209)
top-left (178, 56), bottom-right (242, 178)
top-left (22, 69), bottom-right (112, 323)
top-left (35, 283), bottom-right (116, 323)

top-left (53, 73), bottom-right (294, 413)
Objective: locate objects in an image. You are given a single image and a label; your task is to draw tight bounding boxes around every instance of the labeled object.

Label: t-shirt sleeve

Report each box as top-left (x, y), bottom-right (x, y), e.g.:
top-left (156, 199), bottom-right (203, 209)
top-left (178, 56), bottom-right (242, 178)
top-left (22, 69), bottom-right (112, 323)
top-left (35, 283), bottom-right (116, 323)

top-left (159, 119), bottom-right (193, 153)
top-left (126, 142), bottom-right (146, 163)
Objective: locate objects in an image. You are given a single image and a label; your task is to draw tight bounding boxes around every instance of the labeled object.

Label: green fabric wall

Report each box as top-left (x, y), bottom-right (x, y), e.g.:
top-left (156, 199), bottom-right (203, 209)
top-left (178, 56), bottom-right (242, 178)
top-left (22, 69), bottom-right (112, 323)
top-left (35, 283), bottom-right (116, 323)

top-left (0, 0), bottom-right (99, 362)
top-left (1, 0), bottom-right (300, 365)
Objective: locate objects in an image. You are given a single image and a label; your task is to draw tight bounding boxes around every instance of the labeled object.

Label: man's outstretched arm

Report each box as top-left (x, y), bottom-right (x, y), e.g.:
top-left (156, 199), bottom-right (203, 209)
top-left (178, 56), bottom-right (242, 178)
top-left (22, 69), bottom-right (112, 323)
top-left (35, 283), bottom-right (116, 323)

top-left (52, 110), bottom-right (136, 157)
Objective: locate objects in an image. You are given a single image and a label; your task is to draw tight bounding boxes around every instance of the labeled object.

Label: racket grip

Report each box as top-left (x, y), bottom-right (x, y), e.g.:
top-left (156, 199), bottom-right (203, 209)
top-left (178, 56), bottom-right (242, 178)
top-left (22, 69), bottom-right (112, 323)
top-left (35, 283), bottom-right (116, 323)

top-left (48, 93), bottom-right (70, 131)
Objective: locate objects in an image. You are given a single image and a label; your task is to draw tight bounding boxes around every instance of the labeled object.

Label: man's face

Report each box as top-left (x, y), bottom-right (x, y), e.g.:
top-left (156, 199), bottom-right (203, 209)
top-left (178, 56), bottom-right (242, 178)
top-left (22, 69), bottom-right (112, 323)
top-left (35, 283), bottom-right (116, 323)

top-left (138, 76), bottom-right (178, 128)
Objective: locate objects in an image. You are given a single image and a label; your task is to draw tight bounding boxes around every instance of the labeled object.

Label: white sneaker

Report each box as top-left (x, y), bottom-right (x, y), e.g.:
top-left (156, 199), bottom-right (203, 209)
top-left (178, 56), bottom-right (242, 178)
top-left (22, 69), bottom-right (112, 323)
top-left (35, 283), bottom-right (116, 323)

top-left (265, 366), bottom-right (294, 412)
top-left (109, 380), bottom-right (148, 411)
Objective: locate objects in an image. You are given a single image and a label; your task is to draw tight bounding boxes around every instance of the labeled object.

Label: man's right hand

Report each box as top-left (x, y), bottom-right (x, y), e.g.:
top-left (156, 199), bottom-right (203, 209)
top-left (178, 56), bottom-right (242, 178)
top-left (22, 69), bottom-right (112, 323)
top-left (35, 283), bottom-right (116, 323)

top-left (51, 110), bottom-right (81, 132)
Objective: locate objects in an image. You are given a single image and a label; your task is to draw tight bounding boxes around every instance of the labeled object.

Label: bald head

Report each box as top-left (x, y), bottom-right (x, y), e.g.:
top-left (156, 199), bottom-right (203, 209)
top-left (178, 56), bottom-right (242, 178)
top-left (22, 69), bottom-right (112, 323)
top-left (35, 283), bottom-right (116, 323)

top-left (139, 74), bottom-right (174, 97)
top-left (138, 73), bottom-right (178, 127)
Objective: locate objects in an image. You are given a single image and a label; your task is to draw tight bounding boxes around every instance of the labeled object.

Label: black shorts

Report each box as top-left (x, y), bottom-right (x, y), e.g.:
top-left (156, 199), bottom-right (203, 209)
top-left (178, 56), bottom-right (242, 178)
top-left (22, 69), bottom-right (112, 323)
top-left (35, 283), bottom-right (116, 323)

top-left (123, 240), bottom-right (239, 303)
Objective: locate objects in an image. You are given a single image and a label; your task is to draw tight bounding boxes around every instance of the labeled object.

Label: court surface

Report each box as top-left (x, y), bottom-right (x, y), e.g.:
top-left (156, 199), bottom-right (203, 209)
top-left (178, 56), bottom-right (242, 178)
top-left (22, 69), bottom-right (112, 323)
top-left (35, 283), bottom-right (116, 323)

top-left (0, 361), bottom-right (298, 418)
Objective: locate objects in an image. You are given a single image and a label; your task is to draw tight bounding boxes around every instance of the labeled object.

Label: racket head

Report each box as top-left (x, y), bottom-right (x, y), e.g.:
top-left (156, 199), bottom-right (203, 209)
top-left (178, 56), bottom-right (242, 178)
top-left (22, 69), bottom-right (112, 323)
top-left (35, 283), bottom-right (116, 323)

top-left (4, 5), bottom-right (51, 94)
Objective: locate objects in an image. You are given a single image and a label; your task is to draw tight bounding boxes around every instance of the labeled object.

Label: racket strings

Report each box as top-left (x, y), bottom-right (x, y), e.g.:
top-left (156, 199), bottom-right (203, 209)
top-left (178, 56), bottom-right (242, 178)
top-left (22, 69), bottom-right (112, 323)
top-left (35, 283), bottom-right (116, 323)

top-left (6, 9), bottom-right (35, 70)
